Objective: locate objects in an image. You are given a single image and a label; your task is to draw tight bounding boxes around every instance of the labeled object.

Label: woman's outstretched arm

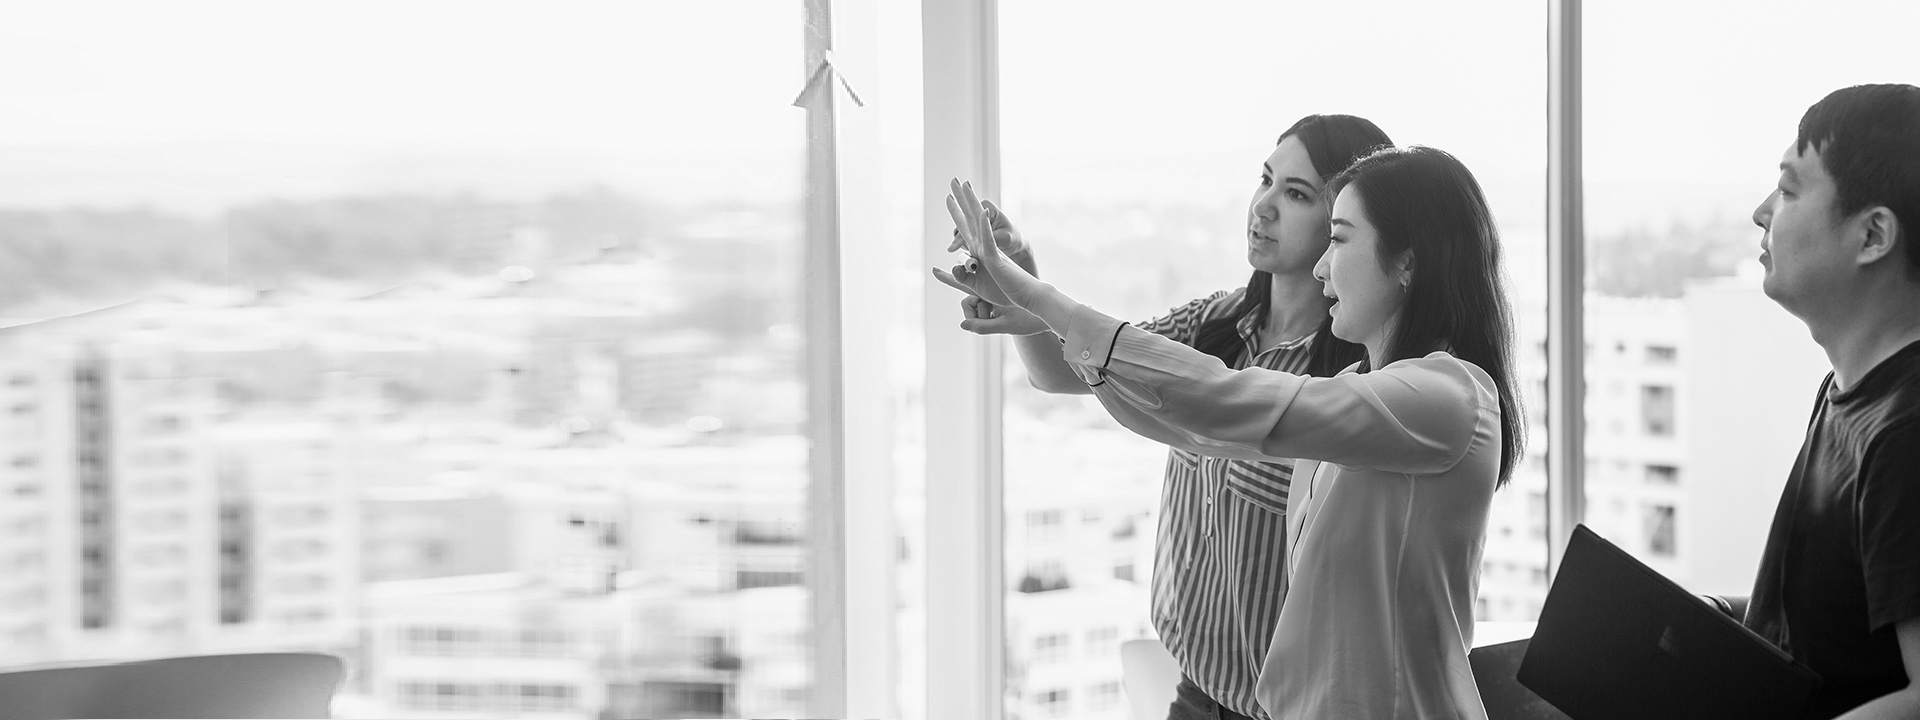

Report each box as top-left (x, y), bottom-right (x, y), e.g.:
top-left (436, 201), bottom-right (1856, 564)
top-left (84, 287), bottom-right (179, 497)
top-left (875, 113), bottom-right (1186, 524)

top-left (946, 178), bottom-right (1482, 473)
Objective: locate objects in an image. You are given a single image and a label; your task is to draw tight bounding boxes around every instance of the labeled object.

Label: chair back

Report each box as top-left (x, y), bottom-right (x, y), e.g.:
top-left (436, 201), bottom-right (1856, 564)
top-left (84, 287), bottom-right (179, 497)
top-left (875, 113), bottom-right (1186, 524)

top-left (1118, 638), bottom-right (1181, 720)
top-left (0, 652), bottom-right (343, 720)
top-left (94, 653), bottom-right (344, 719)
top-left (0, 663), bottom-right (116, 720)
top-left (1468, 639), bottom-right (1570, 720)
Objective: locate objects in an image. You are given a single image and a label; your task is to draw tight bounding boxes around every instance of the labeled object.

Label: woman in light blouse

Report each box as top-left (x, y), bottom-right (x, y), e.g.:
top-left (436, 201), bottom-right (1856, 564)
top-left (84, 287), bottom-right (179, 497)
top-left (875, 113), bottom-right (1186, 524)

top-left (942, 145), bottom-right (1524, 719)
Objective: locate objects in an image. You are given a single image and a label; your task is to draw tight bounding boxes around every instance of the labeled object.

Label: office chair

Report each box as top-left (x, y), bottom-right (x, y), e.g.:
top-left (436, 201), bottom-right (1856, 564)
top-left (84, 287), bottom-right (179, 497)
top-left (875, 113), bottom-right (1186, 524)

top-left (0, 652), bottom-right (343, 720)
top-left (1468, 639), bottom-right (1571, 720)
top-left (1119, 637), bottom-right (1181, 720)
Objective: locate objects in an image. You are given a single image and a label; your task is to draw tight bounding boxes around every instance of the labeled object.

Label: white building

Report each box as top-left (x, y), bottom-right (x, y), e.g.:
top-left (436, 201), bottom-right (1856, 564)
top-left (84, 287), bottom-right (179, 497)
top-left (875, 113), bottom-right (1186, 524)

top-left (0, 316), bottom-right (363, 666)
top-left (1004, 412), bottom-right (1162, 720)
top-left (1676, 272), bottom-right (1829, 596)
top-left (348, 573), bottom-right (610, 719)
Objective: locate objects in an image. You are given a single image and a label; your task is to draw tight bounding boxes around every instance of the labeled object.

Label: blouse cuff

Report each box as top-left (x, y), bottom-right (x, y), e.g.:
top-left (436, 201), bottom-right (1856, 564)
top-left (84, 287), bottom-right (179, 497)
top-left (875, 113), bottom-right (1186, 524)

top-left (1061, 305), bottom-right (1127, 369)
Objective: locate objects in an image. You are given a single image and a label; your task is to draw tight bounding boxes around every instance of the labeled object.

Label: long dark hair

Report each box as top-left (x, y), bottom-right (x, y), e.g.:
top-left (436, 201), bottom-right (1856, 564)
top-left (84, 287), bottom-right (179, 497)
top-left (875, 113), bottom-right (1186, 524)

top-left (1327, 146), bottom-right (1525, 488)
top-left (1193, 114), bottom-right (1390, 376)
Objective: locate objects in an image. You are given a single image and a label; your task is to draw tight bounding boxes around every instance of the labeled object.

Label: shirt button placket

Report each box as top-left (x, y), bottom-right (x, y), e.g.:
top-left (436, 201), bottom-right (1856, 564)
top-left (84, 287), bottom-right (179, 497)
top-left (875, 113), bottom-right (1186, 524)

top-left (1203, 460), bottom-right (1216, 539)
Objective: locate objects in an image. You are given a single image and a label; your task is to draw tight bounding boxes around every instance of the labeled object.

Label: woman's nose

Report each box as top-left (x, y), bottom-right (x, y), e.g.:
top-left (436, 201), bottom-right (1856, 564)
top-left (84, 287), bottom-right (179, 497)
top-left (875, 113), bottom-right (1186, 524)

top-left (1252, 195), bottom-right (1278, 222)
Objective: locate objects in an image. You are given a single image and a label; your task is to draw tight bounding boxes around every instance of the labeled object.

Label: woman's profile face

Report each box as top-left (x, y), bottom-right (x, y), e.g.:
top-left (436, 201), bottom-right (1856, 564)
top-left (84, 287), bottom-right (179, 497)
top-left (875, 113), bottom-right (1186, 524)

top-left (1246, 135), bottom-right (1332, 277)
top-left (1315, 186), bottom-right (1410, 350)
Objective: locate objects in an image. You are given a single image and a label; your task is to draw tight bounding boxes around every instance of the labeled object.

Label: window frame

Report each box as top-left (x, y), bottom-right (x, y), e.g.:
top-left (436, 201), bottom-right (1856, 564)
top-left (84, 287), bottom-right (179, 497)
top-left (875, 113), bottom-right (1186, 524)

top-left (801, 0), bottom-right (898, 717)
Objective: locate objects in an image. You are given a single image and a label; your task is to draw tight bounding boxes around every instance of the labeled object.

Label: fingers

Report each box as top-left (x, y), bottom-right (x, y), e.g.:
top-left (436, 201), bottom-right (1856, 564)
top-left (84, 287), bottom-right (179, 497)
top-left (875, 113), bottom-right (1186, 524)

top-left (960, 315), bottom-right (1027, 335)
top-left (958, 182), bottom-right (990, 256)
top-left (944, 194), bottom-right (973, 254)
top-left (931, 266), bottom-right (975, 295)
top-left (960, 295), bottom-right (998, 320)
top-left (947, 227), bottom-right (962, 253)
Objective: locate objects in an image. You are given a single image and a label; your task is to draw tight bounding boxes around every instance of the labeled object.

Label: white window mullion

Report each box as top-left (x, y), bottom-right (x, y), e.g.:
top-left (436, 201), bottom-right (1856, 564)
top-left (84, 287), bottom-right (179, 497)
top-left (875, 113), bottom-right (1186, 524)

top-left (921, 1), bottom-right (1005, 719)
top-left (800, 0), bottom-right (898, 715)
top-left (820, 0), bottom-right (897, 716)
top-left (799, 0), bottom-right (848, 714)
top-left (1545, 0), bottom-right (1587, 576)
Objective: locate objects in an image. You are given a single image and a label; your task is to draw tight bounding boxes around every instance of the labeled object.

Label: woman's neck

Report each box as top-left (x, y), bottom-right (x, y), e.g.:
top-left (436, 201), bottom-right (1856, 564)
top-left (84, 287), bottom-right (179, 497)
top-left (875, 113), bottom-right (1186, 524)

top-left (1262, 272), bottom-right (1333, 343)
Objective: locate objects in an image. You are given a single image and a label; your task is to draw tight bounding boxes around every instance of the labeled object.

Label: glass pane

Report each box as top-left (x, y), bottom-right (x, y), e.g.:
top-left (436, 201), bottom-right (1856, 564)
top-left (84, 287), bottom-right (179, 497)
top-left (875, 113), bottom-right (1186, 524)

top-left (1581, 0), bottom-right (1915, 595)
top-left (0, 2), bottom-right (812, 717)
top-left (996, 3), bottom-right (1547, 718)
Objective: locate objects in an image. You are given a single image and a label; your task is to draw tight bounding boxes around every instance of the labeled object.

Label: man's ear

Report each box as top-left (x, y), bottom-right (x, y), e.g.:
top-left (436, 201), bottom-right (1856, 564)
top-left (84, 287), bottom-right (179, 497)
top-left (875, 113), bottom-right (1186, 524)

top-left (1854, 206), bottom-right (1903, 268)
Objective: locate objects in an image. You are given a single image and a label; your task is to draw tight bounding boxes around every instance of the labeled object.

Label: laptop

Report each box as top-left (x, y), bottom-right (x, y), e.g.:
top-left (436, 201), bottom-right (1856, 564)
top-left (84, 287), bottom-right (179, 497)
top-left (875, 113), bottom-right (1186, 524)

top-left (1516, 525), bottom-right (1821, 720)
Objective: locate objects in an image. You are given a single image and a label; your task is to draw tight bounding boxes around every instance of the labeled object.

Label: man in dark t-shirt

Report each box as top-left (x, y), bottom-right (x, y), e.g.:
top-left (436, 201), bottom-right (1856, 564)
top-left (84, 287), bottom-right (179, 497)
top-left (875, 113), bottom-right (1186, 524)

top-left (1743, 84), bottom-right (1920, 719)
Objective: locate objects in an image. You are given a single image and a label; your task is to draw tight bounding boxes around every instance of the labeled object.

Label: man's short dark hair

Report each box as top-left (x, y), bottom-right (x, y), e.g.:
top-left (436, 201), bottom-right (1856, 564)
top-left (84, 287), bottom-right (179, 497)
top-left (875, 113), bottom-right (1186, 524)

top-left (1796, 83), bottom-right (1920, 276)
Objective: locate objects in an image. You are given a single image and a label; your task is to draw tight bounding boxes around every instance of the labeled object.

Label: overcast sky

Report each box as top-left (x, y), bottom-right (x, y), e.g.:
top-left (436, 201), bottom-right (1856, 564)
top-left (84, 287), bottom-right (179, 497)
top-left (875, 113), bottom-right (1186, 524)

top-left (0, 0), bottom-right (1911, 235)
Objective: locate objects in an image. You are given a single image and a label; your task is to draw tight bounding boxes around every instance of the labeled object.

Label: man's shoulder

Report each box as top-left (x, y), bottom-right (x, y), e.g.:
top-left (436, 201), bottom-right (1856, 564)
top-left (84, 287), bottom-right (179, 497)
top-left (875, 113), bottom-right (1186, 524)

top-left (1865, 339), bottom-right (1920, 404)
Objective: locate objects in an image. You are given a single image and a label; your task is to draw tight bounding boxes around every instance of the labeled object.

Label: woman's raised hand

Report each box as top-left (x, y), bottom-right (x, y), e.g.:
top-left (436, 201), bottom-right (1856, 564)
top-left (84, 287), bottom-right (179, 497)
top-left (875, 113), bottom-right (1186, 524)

top-left (946, 198), bottom-right (1028, 260)
top-left (945, 178), bottom-right (1048, 310)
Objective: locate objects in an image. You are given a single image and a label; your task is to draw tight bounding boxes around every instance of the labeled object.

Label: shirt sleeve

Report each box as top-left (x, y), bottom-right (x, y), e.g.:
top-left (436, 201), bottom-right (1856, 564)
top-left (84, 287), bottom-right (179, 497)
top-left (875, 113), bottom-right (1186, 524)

top-left (1857, 419), bottom-right (1920, 632)
top-left (1060, 304), bottom-right (1483, 475)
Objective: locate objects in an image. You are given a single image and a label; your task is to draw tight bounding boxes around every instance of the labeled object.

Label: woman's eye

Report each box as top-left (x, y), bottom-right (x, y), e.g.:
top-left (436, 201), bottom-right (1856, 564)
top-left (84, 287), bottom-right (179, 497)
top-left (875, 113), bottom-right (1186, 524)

top-left (1260, 176), bottom-right (1272, 187)
top-left (1286, 188), bottom-right (1308, 201)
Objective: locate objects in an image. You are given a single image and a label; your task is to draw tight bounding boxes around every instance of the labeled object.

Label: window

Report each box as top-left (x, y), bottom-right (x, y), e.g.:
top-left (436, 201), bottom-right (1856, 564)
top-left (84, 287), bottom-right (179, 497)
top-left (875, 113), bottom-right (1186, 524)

top-left (1035, 689), bottom-right (1071, 717)
top-left (0, 4), bottom-right (859, 719)
top-left (1573, 0), bottom-right (1914, 595)
top-left (1025, 509), bottom-right (1063, 538)
top-left (1640, 385), bottom-right (1676, 437)
top-left (998, 5), bottom-right (1547, 713)
top-left (1018, 561), bottom-right (1071, 594)
top-left (1643, 504), bottom-right (1677, 558)
top-left (1084, 626), bottom-right (1119, 657)
top-left (517, 684), bottom-right (577, 712)
top-left (1087, 681), bottom-right (1123, 711)
top-left (1645, 464), bottom-right (1680, 485)
top-left (1032, 633), bottom-right (1070, 663)
top-left (10, 4), bottom-right (1903, 719)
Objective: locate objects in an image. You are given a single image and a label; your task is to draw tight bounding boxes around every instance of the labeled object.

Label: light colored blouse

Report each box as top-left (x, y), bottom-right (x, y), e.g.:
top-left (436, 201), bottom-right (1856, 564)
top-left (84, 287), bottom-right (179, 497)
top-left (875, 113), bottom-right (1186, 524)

top-left (1061, 304), bottom-right (1501, 720)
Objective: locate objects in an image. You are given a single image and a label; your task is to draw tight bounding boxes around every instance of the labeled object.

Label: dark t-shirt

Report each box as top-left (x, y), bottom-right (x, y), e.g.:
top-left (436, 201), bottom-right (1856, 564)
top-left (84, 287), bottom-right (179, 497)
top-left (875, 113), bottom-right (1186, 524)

top-left (1746, 340), bottom-right (1920, 719)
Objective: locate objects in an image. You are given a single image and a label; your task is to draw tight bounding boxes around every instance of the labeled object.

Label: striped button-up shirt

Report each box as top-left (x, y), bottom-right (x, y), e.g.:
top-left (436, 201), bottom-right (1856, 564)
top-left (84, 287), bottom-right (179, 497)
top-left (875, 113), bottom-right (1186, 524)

top-left (1127, 288), bottom-right (1310, 719)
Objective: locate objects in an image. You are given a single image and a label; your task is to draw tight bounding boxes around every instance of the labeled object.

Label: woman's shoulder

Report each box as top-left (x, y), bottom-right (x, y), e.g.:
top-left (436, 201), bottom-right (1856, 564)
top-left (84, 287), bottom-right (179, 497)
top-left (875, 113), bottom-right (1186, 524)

top-left (1376, 352), bottom-right (1498, 398)
top-left (1173, 287), bottom-right (1245, 326)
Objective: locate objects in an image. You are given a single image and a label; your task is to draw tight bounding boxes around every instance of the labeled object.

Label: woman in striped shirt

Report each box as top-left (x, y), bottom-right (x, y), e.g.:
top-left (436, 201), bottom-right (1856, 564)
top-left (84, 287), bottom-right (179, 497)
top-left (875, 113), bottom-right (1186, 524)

top-left (942, 145), bottom-right (1525, 719)
top-left (935, 114), bottom-right (1391, 719)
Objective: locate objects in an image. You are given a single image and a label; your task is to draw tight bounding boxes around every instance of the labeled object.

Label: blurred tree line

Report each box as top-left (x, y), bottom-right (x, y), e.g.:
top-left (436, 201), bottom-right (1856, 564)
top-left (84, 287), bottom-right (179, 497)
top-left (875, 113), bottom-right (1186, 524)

top-left (0, 187), bottom-right (689, 313)
top-left (1587, 215), bottom-right (1759, 298)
